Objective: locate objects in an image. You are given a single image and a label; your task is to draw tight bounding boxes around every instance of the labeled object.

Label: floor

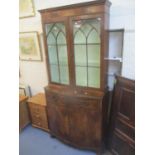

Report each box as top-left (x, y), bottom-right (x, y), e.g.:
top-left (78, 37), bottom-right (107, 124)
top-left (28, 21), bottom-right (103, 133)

top-left (19, 125), bottom-right (111, 155)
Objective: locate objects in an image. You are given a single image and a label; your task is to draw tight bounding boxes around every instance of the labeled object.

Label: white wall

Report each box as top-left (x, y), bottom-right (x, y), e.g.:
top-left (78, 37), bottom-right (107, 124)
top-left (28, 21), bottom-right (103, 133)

top-left (110, 0), bottom-right (135, 79)
top-left (19, 0), bottom-right (135, 95)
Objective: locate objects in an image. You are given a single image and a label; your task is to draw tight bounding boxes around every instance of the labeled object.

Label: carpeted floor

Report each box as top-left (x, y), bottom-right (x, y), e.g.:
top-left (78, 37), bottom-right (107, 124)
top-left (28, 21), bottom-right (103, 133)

top-left (19, 125), bottom-right (111, 155)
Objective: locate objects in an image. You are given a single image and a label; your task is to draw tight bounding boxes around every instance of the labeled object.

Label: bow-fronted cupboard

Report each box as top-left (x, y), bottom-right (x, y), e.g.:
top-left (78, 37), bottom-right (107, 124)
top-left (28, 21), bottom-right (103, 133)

top-left (39, 0), bottom-right (111, 154)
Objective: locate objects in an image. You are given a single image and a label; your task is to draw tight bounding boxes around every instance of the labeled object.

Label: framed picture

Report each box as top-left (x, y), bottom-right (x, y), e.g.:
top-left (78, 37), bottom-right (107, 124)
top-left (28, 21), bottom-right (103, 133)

top-left (19, 0), bottom-right (35, 18)
top-left (19, 32), bottom-right (42, 61)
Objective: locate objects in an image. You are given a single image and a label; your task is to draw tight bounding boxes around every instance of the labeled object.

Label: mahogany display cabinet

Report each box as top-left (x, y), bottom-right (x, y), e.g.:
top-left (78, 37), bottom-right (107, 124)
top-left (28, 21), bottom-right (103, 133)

top-left (39, 0), bottom-right (111, 154)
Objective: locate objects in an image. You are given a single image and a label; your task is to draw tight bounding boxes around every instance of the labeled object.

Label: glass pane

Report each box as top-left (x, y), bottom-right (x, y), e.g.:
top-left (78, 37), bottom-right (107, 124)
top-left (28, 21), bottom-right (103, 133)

top-left (60, 66), bottom-right (69, 84)
top-left (88, 45), bottom-right (100, 67)
top-left (45, 24), bottom-right (53, 35)
top-left (48, 45), bottom-right (58, 64)
top-left (57, 32), bottom-right (66, 44)
top-left (87, 29), bottom-right (100, 43)
top-left (74, 45), bottom-right (87, 66)
top-left (74, 31), bottom-right (86, 44)
top-left (47, 33), bottom-right (56, 45)
top-left (90, 19), bottom-right (100, 34)
top-left (80, 23), bottom-right (92, 36)
top-left (52, 25), bottom-right (59, 37)
top-left (45, 22), bottom-right (69, 85)
top-left (75, 66), bottom-right (87, 86)
top-left (73, 18), bottom-right (101, 88)
top-left (56, 23), bottom-right (66, 34)
top-left (88, 67), bottom-right (100, 88)
top-left (50, 65), bottom-right (59, 83)
top-left (58, 45), bottom-right (68, 65)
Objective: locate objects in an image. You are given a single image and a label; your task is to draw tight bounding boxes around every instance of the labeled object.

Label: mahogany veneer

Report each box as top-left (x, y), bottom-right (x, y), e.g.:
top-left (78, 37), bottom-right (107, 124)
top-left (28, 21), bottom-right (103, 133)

top-left (39, 1), bottom-right (111, 154)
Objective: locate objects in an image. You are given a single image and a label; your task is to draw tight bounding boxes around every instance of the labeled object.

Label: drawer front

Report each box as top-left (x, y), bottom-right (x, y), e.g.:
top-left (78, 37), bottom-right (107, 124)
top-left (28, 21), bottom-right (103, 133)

top-left (73, 97), bottom-right (101, 110)
top-left (46, 90), bottom-right (101, 110)
top-left (46, 91), bottom-right (64, 105)
top-left (29, 103), bottom-right (40, 114)
top-left (29, 103), bottom-right (48, 129)
top-left (111, 131), bottom-right (135, 155)
top-left (31, 113), bottom-right (48, 129)
top-left (115, 119), bottom-right (135, 140)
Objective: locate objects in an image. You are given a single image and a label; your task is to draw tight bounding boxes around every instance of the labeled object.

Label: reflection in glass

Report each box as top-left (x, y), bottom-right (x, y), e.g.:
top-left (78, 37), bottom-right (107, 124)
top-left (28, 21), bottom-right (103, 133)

top-left (88, 67), bottom-right (100, 88)
top-left (76, 67), bottom-right (87, 86)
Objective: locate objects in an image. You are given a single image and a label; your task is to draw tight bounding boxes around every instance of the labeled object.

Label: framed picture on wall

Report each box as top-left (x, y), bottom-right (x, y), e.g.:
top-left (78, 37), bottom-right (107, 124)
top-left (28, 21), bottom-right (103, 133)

top-left (19, 32), bottom-right (42, 61)
top-left (19, 0), bottom-right (35, 18)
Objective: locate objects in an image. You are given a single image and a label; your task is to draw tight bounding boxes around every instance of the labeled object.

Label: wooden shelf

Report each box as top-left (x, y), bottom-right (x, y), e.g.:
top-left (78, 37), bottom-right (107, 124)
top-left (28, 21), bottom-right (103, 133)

top-left (104, 57), bottom-right (122, 62)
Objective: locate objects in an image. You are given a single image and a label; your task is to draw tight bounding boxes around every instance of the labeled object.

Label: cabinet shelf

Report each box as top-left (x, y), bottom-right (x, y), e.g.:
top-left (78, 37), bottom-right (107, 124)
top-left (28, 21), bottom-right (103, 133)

top-left (104, 57), bottom-right (122, 62)
top-left (107, 72), bottom-right (120, 76)
top-left (74, 43), bottom-right (100, 45)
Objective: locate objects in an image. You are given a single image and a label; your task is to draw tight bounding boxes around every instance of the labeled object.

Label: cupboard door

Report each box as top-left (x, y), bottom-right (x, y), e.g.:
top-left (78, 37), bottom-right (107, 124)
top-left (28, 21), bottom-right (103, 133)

top-left (68, 99), bottom-right (101, 148)
top-left (47, 104), bottom-right (69, 139)
top-left (45, 22), bottom-right (69, 85)
top-left (73, 18), bottom-right (101, 88)
top-left (109, 76), bottom-right (135, 154)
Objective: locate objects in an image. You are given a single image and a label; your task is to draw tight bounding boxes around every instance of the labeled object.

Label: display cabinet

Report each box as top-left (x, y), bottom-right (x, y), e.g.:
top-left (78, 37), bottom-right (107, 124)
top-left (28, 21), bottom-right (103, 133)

top-left (39, 0), bottom-right (111, 154)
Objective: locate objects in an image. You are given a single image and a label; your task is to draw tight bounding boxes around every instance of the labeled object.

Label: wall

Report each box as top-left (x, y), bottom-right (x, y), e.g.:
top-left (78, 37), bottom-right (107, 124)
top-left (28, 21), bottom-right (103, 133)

top-left (110, 0), bottom-right (135, 79)
top-left (19, 0), bottom-right (135, 95)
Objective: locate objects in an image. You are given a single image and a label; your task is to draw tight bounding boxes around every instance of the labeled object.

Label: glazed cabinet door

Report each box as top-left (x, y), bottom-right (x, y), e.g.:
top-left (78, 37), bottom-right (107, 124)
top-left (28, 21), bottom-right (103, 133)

top-left (45, 21), bottom-right (70, 85)
top-left (72, 15), bottom-right (103, 89)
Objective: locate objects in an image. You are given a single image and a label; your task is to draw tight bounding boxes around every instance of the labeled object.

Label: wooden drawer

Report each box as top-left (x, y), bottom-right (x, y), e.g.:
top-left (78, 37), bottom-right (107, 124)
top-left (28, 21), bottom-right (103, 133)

top-left (46, 91), bottom-right (64, 105)
top-left (46, 91), bottom-right (101, 110)
top-left (111, 131), bottom-right (134, 155)
top-left (73, 97), bottom-right (100, 110)
top-left (31, 111), bottom-right (47, 122)
top-left (32, 118), bottom-right (48, 128)
top-left (29, 103), bottom-right (49, 131)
